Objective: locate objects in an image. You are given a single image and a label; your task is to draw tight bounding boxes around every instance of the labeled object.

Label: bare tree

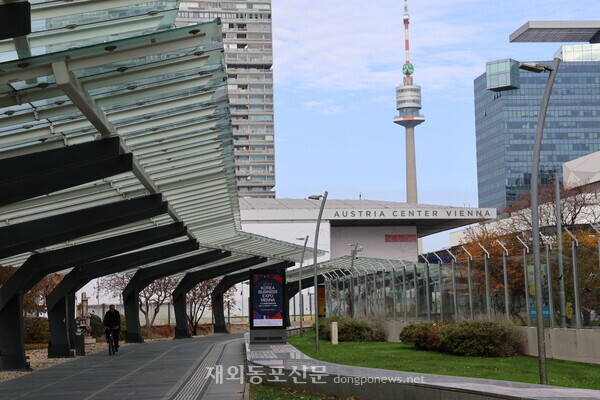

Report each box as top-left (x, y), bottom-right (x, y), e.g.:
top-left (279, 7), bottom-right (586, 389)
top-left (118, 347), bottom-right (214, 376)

top-left (501, 183), bottom-right (599, 236)
top-left (100, 273), bottom-right (180, 333)
top-left (186, 280), bottom-right (218, 335)
top-left (186, 280), bottom-right (238, 335)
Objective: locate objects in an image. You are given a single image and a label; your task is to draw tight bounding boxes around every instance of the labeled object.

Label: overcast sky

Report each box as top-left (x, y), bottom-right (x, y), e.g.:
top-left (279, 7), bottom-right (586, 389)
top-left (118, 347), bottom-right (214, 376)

top-left (270, 0), bottom-right (600, 251)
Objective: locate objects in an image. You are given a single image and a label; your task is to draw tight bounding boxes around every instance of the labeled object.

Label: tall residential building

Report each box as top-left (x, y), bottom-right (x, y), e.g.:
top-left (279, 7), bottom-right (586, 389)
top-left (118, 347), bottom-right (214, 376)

top-left (475, 44), bottom-right (600, 211)
top-left (177, 1), bottom-right (275, 197)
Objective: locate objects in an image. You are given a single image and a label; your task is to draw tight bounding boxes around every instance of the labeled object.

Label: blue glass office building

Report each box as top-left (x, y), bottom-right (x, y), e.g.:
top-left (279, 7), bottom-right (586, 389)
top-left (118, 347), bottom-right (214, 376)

top-left (475, 44), bottom-right (600, 211)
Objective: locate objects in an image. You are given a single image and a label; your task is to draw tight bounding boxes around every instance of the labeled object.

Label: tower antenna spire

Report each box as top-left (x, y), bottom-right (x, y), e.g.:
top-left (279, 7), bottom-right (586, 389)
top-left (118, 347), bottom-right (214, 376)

top-left (394, 0), bottom-right (424, 205)
top-left (403, 0), bottom-right (410, 67)
top-left (402, 0), bottom-right (413, 84)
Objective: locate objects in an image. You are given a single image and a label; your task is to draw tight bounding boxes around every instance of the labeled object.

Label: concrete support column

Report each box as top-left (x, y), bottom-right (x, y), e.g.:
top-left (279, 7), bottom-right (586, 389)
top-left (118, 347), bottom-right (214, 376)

top-left (48, 294), bottom-right (77, 357)
top-left (173, 291), bottom-right (190, 339)
top-left (48, 295), bottom-right (73, 358)
top-left (68, 294), bottom-right (76, 351)
top-left (212, 290), bottom-right (226, 333)
top-left (123, 288), bottom-right (144, 343)
top-left (405, 126), bottom-right (418, 204)
top-left (0, 296), bottom-right (27, 370)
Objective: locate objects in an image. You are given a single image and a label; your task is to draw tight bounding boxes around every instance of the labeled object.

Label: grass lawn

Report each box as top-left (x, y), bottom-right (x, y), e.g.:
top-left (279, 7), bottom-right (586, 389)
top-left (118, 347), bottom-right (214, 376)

top-left (249, 384), bottom-right (342, 400)
top-left (288, 332), bottom-right (600, 390)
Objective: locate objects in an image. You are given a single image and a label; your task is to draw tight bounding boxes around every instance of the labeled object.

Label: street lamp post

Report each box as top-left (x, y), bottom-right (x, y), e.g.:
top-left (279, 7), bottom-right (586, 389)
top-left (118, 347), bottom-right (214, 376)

top-left (419, 254), bottom-right (431, 321)
top-left (309, 191), bottom-right (328, 354)
top-left (556, 177), bottom-right (567, 328)
top-left (520, 57), bottom-right (561, 385)
top-left (348, 243), bottom-right (363, 318)
top-left (296, 236), bottom-right (309, 336)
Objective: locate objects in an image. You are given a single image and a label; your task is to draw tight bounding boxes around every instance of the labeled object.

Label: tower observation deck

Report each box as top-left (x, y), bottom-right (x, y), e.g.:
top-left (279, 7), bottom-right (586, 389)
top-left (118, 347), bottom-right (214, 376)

top-left (394, 0), bottom-right (424, 204)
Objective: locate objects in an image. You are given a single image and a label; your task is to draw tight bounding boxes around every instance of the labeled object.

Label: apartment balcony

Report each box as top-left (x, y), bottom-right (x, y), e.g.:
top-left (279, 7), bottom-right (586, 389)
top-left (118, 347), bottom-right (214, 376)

top-left (238, 190), bottom-right (276, 198)
top-left (233, 139), bottom-right (274, 146)
top-left (234, 149), bottom-right (274, 156)
top-left (225, 48), bottom-right (272, 54)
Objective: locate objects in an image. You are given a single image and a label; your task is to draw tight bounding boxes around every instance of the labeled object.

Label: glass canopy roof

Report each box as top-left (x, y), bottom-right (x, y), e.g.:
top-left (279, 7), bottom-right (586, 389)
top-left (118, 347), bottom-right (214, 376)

top-left (0, 0), bottom-right (180, 61)
top-left (0, 9), bottom-right (319, 272)
top-left (286, 256), bottom-right (424, 283)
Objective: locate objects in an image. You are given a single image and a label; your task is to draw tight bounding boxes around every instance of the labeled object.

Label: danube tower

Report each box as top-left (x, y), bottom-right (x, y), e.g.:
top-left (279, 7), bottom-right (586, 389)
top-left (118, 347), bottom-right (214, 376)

top-left (393, 0), bottom-right (425, 204)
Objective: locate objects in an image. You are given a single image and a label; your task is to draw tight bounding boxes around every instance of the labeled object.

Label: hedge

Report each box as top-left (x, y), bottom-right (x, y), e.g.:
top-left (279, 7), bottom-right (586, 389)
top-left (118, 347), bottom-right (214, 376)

top-left (24, 317), bottom-right (50, 344)
top-left (400, 320), bottom-right (524, 357)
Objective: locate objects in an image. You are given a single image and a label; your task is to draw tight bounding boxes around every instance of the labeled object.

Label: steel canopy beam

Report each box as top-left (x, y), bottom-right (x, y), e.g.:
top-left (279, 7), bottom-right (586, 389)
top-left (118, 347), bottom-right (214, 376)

top-left (0, 137), bottom-right (132, 206)
top-left (0, 194), bottom-right (166, 260)
top-left (52, 61), bottom-right (116, 138)
top-left (0, 222), bottom-right (185, 370)
top-left (172, 256), bottom-right (267, 338)
top-left (122, 249), bottom-right (231, 343)
top-left (46, 239), bottom-right (196, 358)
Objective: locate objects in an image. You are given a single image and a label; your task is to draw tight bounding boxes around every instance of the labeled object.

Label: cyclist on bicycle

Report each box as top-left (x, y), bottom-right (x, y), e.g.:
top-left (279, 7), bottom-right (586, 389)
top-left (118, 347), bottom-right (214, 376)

top-left (103, 305), bottom-right (121, 351)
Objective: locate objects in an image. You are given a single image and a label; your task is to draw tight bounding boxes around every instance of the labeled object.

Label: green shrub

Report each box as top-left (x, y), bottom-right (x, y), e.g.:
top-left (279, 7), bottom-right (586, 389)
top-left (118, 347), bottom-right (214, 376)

top-left (400, 320), bottom-right (524, 357)
top-left (90, 314), bottom-right (103, 338)
top-left (24, 317), bottom-right (50, 344)
top-left (438, 321), bottom-right (524, 357)
top-left (318, 317), bottom-right (385, 342)
top-left (90, 312), bottom-right (127, 341)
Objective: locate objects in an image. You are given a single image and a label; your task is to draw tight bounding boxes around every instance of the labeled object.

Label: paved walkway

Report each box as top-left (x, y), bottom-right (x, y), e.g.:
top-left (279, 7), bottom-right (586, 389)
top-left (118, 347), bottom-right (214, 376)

top-left (246, 335), bottom-right (600, 400)
top-left (0, 335), bottom-right (246, 400)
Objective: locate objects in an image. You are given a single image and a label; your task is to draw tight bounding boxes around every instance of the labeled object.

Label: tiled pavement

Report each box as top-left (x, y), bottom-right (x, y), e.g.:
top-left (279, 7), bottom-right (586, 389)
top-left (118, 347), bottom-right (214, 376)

top-left (0, 335), bottom-right (246, 400)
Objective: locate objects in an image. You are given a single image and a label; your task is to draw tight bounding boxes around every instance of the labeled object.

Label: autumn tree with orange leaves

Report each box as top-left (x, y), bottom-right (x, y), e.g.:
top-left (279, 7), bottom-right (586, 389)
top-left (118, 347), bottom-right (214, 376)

top-left (457, 184), bottom-right (600, 325)
top-left (456, 225), bottom-right (529, 322)
top-left (0, 265), bottom-right (63, 316)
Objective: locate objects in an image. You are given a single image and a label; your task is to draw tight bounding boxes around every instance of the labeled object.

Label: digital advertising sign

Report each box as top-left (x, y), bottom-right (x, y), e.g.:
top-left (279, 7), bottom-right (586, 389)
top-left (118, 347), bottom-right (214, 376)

top-left (249, 269), bottom-right (286, 329)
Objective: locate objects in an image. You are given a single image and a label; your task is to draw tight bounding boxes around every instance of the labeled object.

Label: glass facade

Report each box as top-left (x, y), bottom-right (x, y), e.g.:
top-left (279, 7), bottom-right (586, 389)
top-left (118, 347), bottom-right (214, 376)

top-left (475, 56), bottom-right (600, 211)
top-left (486, 59), bottom-right (520, 91)
top-left (176, 0), bottom-right (276, 198)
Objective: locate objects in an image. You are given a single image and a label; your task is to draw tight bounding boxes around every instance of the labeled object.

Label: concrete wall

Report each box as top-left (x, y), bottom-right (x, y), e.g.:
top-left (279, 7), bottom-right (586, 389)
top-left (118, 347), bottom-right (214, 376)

top-left (240, 220), bottom-right (331, 264)
top-left (330, 226), bottom-right (417, 261)
top-left (520, 327), bottom-right (600, 365)
top-left (88, 304), bottom-right (249, 326)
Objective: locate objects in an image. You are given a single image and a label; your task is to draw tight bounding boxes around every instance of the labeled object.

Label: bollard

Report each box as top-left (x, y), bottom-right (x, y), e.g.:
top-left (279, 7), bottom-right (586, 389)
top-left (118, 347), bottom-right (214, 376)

top-left (75, 330), bottom-right (85, 356)
top-left (331, 322), bottom-right (338, 345)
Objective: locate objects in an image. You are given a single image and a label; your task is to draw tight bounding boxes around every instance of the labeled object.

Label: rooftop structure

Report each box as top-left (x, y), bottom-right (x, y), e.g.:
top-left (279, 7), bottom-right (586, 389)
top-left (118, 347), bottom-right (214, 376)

top-left (563, 150), bottom-right (600, 189)
top-left (510, 21), bottom-right (600, 43)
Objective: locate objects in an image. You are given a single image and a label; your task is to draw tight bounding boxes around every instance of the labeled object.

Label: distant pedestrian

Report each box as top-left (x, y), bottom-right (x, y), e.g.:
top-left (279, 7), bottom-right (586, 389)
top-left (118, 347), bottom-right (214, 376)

top-left (103, 305), bottom-right (121, 351)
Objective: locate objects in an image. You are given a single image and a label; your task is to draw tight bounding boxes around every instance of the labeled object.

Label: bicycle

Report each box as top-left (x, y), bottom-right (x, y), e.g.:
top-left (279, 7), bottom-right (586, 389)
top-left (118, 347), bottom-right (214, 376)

top-left (106, 329), bottom-right (117, 356)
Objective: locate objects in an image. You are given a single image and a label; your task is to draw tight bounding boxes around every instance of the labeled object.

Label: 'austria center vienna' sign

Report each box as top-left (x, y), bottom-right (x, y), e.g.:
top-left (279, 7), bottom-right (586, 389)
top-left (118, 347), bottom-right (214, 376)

top-left (325, 207), bottom-right (497, 220)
